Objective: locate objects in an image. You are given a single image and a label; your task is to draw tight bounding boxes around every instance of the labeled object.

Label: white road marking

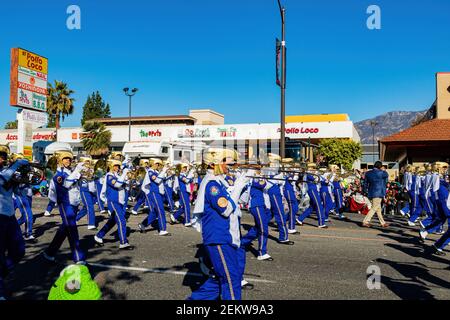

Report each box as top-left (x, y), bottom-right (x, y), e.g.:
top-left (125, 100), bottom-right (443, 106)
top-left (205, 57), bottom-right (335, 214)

top-left (89, 263), bottom-right (276, 284)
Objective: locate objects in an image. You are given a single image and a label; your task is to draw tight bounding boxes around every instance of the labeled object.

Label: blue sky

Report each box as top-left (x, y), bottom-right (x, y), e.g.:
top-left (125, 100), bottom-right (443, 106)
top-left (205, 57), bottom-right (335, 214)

top-left (1, 0), bottom-right (450, 128)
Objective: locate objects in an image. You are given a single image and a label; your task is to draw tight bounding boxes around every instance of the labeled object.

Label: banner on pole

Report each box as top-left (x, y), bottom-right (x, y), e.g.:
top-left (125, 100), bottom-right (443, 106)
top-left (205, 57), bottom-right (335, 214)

top-left (276, 38), bottom-right (281, 87)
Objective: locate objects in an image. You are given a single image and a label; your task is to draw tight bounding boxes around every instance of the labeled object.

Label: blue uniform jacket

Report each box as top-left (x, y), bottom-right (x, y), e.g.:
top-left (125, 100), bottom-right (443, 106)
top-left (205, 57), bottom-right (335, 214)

top-left (363, 168), bottom-right (389, 199)
top-left (106, 173), bottom-right (126, 204)
top-left (201, 180), bottom-right (237, 247)
top-left (249, 178), bottom-right (266, 209)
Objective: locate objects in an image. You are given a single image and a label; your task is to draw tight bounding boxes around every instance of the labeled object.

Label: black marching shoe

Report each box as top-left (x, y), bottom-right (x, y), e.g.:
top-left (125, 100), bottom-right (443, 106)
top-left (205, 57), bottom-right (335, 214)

top-left (432, 245), bottom-right (446, 256)
top-left (241, 280), bottom-right (254, 290)
top-left (138, 223), bottom-right (146, 234)
top-left (94, 235), bottom-right (104, 247)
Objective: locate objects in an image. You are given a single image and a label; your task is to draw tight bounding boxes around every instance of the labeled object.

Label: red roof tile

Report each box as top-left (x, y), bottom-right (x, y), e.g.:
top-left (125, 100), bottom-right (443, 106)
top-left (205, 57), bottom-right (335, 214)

top-left (381, 119), bottom-right (450, 143)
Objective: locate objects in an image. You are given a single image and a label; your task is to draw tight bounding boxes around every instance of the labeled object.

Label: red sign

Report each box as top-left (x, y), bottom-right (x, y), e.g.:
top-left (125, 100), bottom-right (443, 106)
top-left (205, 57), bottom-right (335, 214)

top-left (278, 127), bottom-right (320, 134)
top-left (6, 132), bottom-right (56, 141)
top-left (140, 129), bottom-right (162, 137)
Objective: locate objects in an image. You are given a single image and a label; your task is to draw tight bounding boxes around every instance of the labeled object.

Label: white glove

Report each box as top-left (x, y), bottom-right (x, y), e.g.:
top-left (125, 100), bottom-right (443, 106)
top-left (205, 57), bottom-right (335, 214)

top-left (230, 174), bottom-right (250, 204)
top-left (74, 163), bottom-right (85, 173)
top-left (121, 168), bottom-right (130, 181)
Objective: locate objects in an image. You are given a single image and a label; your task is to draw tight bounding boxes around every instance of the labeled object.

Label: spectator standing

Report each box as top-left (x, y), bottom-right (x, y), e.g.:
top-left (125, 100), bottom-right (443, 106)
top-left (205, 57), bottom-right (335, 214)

top-left (362, 161), bottom-right (390, 228)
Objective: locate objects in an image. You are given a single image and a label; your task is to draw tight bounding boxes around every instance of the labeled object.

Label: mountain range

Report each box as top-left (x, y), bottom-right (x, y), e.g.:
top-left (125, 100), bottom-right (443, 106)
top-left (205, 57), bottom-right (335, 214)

top-left (355, 110), bottom-right (427, 144)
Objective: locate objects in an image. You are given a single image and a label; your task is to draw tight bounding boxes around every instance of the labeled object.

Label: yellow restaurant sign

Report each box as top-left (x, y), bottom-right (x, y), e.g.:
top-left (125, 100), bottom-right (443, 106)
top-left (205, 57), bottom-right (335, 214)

top-left (18, 48), bottom-right (48, 74)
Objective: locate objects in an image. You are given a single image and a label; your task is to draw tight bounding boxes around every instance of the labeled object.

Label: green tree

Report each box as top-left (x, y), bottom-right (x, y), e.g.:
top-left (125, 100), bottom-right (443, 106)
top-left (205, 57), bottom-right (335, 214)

top-left (4, 121), bottom-right (18, 129)
top-left (81, 91), bottom-right (111, 126)
top-left (82, 122), bottom-right (112, 157)
top-left (46, 80), bottom-right (75, 129)
top-left (317, 138), bottom-right (363, 170)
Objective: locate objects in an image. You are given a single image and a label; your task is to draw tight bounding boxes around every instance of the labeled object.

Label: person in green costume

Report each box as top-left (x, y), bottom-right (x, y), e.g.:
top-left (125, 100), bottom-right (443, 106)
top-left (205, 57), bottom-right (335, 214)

top-left (48, 264), bottom-right (102, 300)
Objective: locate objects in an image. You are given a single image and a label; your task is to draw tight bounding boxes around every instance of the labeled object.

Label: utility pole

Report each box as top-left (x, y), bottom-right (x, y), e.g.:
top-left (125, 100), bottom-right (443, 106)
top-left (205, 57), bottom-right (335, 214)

top-left (370, 120), bottom-right (378, 164)
top-left (123, 87), bottom-right (138, 142)
top-left (277, 0), bottom-right (287, 159)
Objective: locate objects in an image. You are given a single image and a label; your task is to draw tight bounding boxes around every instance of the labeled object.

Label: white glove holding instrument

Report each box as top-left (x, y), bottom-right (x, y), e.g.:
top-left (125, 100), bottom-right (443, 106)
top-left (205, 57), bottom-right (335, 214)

top-left (121, 168), bottom-right (130, 181)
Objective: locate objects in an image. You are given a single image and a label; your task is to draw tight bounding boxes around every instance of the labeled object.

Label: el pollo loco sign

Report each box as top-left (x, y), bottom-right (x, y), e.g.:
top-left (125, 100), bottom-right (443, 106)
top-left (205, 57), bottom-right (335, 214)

top-left (10, 48), bottom-right (48, 112)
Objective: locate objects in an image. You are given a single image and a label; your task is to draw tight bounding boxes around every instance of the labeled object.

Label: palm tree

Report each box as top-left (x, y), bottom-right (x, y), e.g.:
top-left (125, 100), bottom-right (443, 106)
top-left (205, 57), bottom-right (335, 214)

top-left (82, 122), bottom-right (112, 157)
top-left (46, 80), bottom-right (75, 129)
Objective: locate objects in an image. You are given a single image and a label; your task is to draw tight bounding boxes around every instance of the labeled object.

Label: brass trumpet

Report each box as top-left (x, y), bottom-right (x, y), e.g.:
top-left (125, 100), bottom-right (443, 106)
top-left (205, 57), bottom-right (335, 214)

top-left (12, 162), bottom-right (46, 185)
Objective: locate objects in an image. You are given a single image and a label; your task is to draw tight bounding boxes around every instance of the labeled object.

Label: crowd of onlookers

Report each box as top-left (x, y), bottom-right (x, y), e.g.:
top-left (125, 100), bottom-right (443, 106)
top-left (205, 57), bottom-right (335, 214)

top-left (340, 166), bottom-right (406, 218)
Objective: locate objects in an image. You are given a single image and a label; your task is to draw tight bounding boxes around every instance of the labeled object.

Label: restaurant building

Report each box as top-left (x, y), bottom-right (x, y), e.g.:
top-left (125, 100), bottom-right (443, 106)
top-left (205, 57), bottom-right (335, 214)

top-left (380, 73), bottom-right (450, 166)
top-left (0, 109), bottom-right (361, 164)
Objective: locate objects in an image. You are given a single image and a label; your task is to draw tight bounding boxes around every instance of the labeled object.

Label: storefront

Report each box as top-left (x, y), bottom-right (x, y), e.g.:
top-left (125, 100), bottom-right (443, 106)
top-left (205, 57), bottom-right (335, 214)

top-left (0, 112), bottom-right (360, 164)
top-left (380, 73), bottom-right (450, 166)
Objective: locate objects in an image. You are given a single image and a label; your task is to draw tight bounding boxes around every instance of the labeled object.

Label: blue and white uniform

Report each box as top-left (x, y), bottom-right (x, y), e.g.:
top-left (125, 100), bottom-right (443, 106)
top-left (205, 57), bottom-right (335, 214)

top-left (0, 159), bottom-right (28, 298)
top-left (45, 164), bottom-right (85, 263)
top-left (163, 174), bottom-right (176, 213)
top-left (140, 167), bottom-right (168, 233)
top-left (241, 177), bottom-right (270, 257)
top-left (319, 173), bottom-right (334, 221)
top-left (189, 170), bottom-right (248, 300)
top-left (265, 172), bottom-right (289, 242)
top-left (13, 182), bottom-right (34, 238)
top-left (298, 173), bottom-right (326, 227)
top-left (433, 178), bottom-right (450, 250)
top-left (94, 172), bottom-right (106, 213)
top-left (131, 175), bottom-right (146, 214)
top-left (76, 177), bottom-right (97, 228)
top-left (96, 170), bottom-right (130, 245)
top-left (283, 173), bottom-right (299, 231)
top-left (330, 174), bottom-right (345, 218)
top-left (173, 169), bottom-right (194, 224)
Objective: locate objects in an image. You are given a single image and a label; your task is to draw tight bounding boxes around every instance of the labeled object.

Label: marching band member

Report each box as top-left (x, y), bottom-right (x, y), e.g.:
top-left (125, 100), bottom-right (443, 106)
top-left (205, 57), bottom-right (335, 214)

top-left (43, 151), bottom-right (86, 264)
top-left (0, 146), bottom-right (29, 300)
top-left (138, 158), bottom-right (170, 236)
top-left (430, 164), bottom-right (450, 255)
top-left (419, 162), bottom-right (448, 242)
top-left (419, 163), bottom-right (434, 228)
top-left (189, 149), bottom-right (250, 300)
top-left (241, 169), bottom-right (273, 261)
top-left (264, 167), bottom-right (293, 245)
top-left (319, 167), bottom-right (334, 223)
top-left (162, 161), bottom-right (176, 213)
top-left (297, 163), bottom-right (328, 228)
top-left (283, 170), bottom-right (299, 234)
top-left (131, 159), bottom-right (149, 215)
top-left (406, 167), bottom-right (423, 226)
top-left (94, 162), bottom-right (107, 215)
top-left (44, 199), bottom-right (56, 217)
top-left (94, 160), bottom-right (134, 250)
top-left (329, 166), bottom-right (346, 220)
top-left (121, 154), bottom-right (133, 212)
top-left (420, 164), bottom-right (439, 230)
top-left (10, 153), bottom-right (36, 242)
top-left (76, 157), bottom-right (97, 230)
top-left (171, 163), bottom-right (193, 227)
top-left (399, 165), bottom-right (413, 217)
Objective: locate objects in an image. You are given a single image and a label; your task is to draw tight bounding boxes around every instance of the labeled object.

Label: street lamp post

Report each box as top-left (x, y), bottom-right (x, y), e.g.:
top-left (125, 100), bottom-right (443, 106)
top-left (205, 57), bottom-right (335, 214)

top-left (123, 87), bottom-right (138, 142)
top-left (277, 0), bottom-right (287, 159)
top-left (370, 120), bottom-right (378, 164)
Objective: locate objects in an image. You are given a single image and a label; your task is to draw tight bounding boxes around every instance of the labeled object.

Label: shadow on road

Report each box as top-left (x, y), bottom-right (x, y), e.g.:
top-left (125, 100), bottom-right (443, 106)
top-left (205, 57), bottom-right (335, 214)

top-left (5, 231), bottom-right (143, 300)
top-left (376, 258), bottom-right (450, 299)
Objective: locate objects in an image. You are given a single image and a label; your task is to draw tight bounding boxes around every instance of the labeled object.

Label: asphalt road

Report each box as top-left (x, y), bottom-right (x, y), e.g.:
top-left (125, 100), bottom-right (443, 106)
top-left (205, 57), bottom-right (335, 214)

top-left (5, 197), bottom-right (450, 300)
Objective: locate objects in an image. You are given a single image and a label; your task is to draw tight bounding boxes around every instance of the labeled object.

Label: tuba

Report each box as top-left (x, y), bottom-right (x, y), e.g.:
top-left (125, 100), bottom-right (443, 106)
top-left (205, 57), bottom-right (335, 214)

top-left (79, 156), bottom-right (95, 183)
top-left (9, 153), bottom-right (46, 185)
